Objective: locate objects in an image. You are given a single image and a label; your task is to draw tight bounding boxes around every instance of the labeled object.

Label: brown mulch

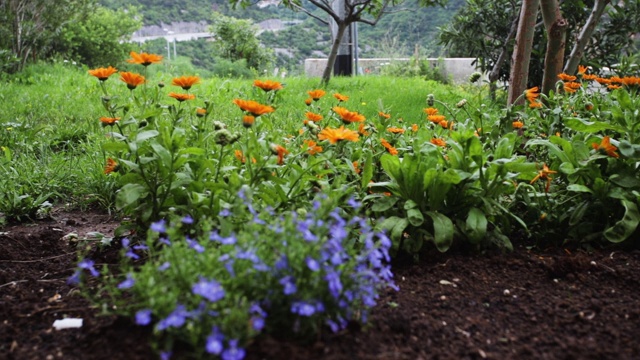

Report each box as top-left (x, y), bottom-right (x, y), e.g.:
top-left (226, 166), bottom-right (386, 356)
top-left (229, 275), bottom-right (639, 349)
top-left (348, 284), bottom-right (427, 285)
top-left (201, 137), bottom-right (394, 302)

top-left (2, 208), bottom-right (639, 360)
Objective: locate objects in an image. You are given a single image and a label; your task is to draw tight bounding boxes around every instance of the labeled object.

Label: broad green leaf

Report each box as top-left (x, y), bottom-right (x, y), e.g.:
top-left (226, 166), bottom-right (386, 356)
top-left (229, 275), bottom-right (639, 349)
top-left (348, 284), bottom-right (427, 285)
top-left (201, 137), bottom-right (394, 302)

top-left (494, 133), bottom-right (516, 159)
top-left (371, 196), bottom-right (399, 212)
top-left (407, 208), bottom-right (425, 227)
top-left (151, 142), bottom-right (171, 166)
top-left (604, 200), bottom-right (639, 243)
top-left (610, 174), bottom-right (640, 189)
top-left (378, 216), bottom-right (409, 243)
top-left (102, 141), bottom-right (129, 152)
top-left (567, 184), bottom-right (593, 194)
top-left (136, 130), bottom-right (159, 142)
top-left (564, 117), bottom-right (626, 134)
top-left (361, 150), bottom-right (374, 188)
top-left (116, 183), bottom-right (147, 210)
top-left (380, 154), bottom-right (401, 183)
top-left (569, 200), bottom-right (590, 226)
top-left (618, 140), bottom-right (640, 159)
top-left (465, 207), bottom-right (487, 244)
top-left (426, 211), bottom-right (454, 252)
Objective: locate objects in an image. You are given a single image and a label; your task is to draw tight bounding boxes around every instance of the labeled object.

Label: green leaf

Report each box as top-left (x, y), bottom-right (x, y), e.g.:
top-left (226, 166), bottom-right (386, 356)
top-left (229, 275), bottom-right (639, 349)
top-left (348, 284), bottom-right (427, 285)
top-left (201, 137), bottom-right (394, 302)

top-left (604, 200), bottom-right (639, 243)
top-left (567, 184), bottom-right (593, 194)
top-left (426, 211), bottom-right (454, 252)
top-left (371, 196), bottom-right (398, 212)
top-left (361, 150), bottom-right (374, 188)
top-left (380, 154), bottom-right (401, 183)
top-left (101, 141), bottom-right (129, 152)
top-left (569, 200), bottom-right (590, 226)
top-left (564, 117), bottom-right (626, 134)
top-left (115, 183), bottom-right (147, 210)
top-left (407, 208), bottom-right (425, 227)
top-left (465, 207), bottom-right (487, 244)
top-left (135, 130), bottom-right (159, 142)
top-left (378, 216), bottom-right (409, 243)
top-left (151, 142), bottom-right (171, 166)
top-left (618, 140), bottom-right (640, 159)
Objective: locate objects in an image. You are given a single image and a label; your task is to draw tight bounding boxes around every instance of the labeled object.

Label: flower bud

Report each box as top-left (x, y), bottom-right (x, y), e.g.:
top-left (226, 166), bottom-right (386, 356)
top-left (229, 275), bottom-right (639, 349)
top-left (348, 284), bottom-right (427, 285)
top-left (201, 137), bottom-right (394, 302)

top-left (214, 129), bottom-right (234, 146)
top-left (456, 99), bottom-right (467, 108)
top-left (469, 72), bottom-right (482, 83)
top-left (212, 121), bottom-right (227, 130)
top-left (426, 94), bottom-right (435, 106)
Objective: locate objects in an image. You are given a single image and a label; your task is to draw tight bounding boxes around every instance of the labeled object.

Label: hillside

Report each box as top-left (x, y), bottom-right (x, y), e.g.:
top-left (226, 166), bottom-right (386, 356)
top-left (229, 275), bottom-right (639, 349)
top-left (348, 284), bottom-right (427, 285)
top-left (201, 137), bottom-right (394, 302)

top-left (100, 0), bottom-right (465, 73)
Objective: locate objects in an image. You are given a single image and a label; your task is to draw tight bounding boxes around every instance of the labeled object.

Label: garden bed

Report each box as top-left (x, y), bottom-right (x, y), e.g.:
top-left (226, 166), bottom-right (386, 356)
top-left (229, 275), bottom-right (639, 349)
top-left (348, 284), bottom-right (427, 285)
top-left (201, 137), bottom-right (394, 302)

top-left (2, 208), bottom-right (639, 359)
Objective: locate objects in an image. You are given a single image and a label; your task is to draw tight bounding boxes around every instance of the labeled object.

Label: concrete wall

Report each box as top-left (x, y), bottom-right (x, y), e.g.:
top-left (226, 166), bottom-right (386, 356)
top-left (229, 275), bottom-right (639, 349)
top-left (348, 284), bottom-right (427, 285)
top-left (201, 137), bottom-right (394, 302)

top-left (304, 58), bottom-right (479, 84)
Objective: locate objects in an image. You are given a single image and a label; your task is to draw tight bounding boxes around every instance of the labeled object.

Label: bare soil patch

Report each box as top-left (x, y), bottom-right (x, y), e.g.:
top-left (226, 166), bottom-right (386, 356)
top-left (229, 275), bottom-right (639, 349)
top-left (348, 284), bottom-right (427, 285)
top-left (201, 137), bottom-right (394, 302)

top-left (2, 208), bottom-right (639, 359)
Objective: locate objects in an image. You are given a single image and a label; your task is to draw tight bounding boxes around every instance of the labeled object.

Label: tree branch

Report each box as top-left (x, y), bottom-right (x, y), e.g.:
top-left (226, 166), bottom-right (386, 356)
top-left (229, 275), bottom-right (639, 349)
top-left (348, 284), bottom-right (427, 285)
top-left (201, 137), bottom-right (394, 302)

top-left (563, 0), bottom-right (610, 74)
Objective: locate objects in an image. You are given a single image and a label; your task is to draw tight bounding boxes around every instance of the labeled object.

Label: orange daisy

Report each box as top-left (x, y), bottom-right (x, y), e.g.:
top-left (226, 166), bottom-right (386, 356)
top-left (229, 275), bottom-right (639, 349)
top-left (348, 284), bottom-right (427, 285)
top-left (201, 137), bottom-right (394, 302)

top-left (577, 65), bottom-right (588, 75)
top-left (196, 108), bottom-right (207, 117)
top-left (254, 79), bottom-right (283, 92)
top-left (104, 158), bottom-right (119, 175)
top-left (171, 76), bottom-right (200, 90)
top-left (332, 106), bottom-right (365, 124)
top-left (303, 139), bottom-right (323, 155)
top-left (88, 66), bottom-right (118, 81)
top-left (270, 144), bottom-right (289, 165)
top-left (380, 138), bottom-right (398, 155)
top-left (127, 51), bottom-right (163, 66)
top-left (378, 111), bottom-right (391, 119)
top-left (424, 107), bottom-right (439, 115)
top-left (100, 117), bottom-right (120, 126)
top-left (563, 81), bottom-right (581, 93)
top-left (411, 124), bottom-right (419, 132)
top-left (307, 89), bottom-right (326, 101)
top-left (333, 93), bottom-right (349, 102)
top-left (318, 126), bottom-right (360, 144)
top-left (592, 136), bottom-right (620, 158)
top-left (525, 86), bottom-right (542, 108)
top-left (430, 138), bottom-right (447, 147)
top-left (557, 73), bottom-right (577, 82)
top-left (387, 127), bottom-right (405, 134)
top-left (242, 115), bottom-right (255, 128)
top-left (169, 92), bottom-right (196, 102)
top-left (119, 71), bottom-right (145, 89)
top-left (428, 114), bottom-right (446, 124)
top-left (233, 99), bottom-right (275, 117)
top-left (304, 98), bottom-right (313, 106)
top-left (512, 121), bottom-right (524, 129)
top-left (358, 123), bottom-right (370, 136)
top-left (305, 112), bottom-right (323, 122)
top-left (582, 74), bottom-right (597, 81)
top-left (530, 163), bottom-right (557, 193)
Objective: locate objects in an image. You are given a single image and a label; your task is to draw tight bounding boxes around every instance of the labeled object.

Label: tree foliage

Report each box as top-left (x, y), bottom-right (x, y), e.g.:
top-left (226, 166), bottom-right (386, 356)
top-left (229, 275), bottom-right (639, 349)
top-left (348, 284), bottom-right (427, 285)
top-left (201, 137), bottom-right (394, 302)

top-left (210, 12), bottom-right (273, 71)
top-left (439, 0), bottom-right (640, 88)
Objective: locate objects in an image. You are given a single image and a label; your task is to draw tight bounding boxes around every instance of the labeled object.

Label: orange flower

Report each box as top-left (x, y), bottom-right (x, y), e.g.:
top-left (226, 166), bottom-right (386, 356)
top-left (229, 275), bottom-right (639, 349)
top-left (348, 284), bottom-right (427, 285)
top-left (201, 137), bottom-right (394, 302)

top-left (254, 79), bottom-right (283, 92)
top-left (104, 158), bottom-right (118, 174)
top-left (557, 73), bottom-right (577, 82)
top-left (100, 117), bottom-right (120, 126)
top-left (169, 92), bottom-right (196, 102)
top-left (563, 81), bottom-right (581, 93)
top-left (430, 138), bottom-right (446, 147)
top-left (171, 76), bottom-right (200, 90)
top-left (411, 124), bottom-right (419, 132)
top-left (358, 123), bottom-right (370, 136)
top-left (607, 84), bottom-right (622, 90)
top-left (592, 136), bottom-right (620, 158)
top-left (127, 51), bottom-right (163, 66)
top-left (303, 139), bottom-right (323, 155)
top-left (378, 111), bottom-right (391, 119)
top-left (595, 77), bottom-right (611, 85)
top-left (333, 93), bottom-right (349, 102)
top-left (332, 106), bottom-right (365, 124)
top-left (512, 120), bottom-right (524, 129)
top-left (270, 144), bottom-right (289, 165)
top-left (307, 89), bottom-right (326, 101)
top-left (424, 107), bottom-right (439, 115)
top-left (380, 138), bottom-right (398, 155)
top-left (88, 66), bottom-right (118, 81)
top-left (242, 115), bottom-right (255, 128)
top-left (577, 65), bottom-right (588, 75)
top-left (387, 127), bottom-right (405, 134)
top-left (196, 108), bottom-right (207, 117)
top-left (530, 163), bottom-right (557, 193)
top-left (353, 161), bottom-right (360, 174)
top-left (304, 98), bottom-right (313, 106)
top-left (525, 86), bottom-right (542, 108)
top-left (234, 149), bottom-right (246, 163)
top-left (318, 126), bottom-right (359, 144)
top-left (582, 74), bottom-right (597, 81)
top-left (305, 111), bottom-right (323, 122)
top-left (233, 99), bottom-right (275, 117)
top-left (428, 114), bottom-right (446, 124)
top-left (119, 71), bottom-right (145, 89)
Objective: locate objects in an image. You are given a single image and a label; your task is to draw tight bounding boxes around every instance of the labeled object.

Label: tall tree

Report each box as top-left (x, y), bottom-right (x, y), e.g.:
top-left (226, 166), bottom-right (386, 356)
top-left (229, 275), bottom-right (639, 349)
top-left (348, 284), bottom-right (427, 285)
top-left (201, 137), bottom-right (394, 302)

top-left (234, 0), bottom-right (447, 85)
top-left (539, 0), bottom-right (567, 95)
top-left (507, 0), bottom-right (539, 105)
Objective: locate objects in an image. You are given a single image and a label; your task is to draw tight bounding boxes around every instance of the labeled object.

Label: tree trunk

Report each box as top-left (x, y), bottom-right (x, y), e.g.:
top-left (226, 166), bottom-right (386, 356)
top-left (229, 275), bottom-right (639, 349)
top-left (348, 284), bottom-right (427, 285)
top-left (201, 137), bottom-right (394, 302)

top-left (540, 0), bottom-right (568, 95)
top-left (563, 0), bottom-right (610, 75)
top-left (507, 0), bottom-right (540, 106)
top-left (322, 21), bottom-right (348, 86)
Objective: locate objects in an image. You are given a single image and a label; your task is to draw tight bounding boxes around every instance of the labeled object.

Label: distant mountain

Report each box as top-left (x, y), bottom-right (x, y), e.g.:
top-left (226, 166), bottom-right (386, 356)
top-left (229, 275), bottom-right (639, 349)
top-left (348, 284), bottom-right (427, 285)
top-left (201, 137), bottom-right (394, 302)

top-left (101, 0), bottom-right (465, 71)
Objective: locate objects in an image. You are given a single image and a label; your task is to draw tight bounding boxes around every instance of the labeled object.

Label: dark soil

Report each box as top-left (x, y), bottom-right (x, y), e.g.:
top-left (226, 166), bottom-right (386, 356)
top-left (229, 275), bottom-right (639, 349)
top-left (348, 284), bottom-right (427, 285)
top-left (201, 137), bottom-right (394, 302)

top-left (2, 208), bottom-right (640, 360)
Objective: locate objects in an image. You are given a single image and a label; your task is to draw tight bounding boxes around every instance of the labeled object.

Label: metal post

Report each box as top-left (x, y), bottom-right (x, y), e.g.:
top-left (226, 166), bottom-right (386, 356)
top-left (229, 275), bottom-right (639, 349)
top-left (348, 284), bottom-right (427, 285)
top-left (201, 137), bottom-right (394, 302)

top-left (173, 39), bottom-right (177, 59)
top-left (330, 0), bottom-right (352, 76)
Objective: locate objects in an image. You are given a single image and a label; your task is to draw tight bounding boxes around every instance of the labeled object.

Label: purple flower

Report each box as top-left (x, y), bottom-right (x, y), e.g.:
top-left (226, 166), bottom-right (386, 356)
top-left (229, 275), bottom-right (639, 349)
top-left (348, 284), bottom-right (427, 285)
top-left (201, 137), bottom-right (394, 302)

top-left (209, 231), bottom-right (237, 245)
top-left (297, 219), bottom-right (317, 242)
top-left (274, 255), bottom-right (289, 271)
top-left (219, 208), bottom-right (232, 217)
top-left (156, 304), bottom-right (189, 330)
top-left (222, 339), bottom-right (245, 360)
top-left (251, 316), bottom-right (265, 331)
top-left (325, 271), bottom-right (343, 299)
top-left (205, 326), bottom-right (225, 355)
top-left (135, 309), bottom-right (152, 325)
top-left (181, 215), bottom-right (194, 224)
top-left (67, 270), bottom-right (81, 285)
top-left (160, 351), bottom-right (172, 360)
top-left (291, 301), bottom-right (317, 316)
top-left (159, 236), bottom-right (171, 246)
top-left (125, 248), bottom-right (140, 260)
top-left (250, 303), bottom-right (266, 317)
top-left (279, 275), bottom-right (297, 295)
top-left (117, 273), bottom-right (135, 289)
top-left (186, 237), bottom-right (205, 253)
top-left (121, 237), bottom-right (130, 248)
top-left (158, 261), bottom-right (171, 271)
top-left (78, 259), bottom-right (100, 277)
top-left (347, 197), bottom-right (361, 209)
top-left (192, 277), bottom-right (225, 302)
top-left (150, 220), bottom-right (166, 233)
top-left (305, 257), bottom-right (320, 272)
